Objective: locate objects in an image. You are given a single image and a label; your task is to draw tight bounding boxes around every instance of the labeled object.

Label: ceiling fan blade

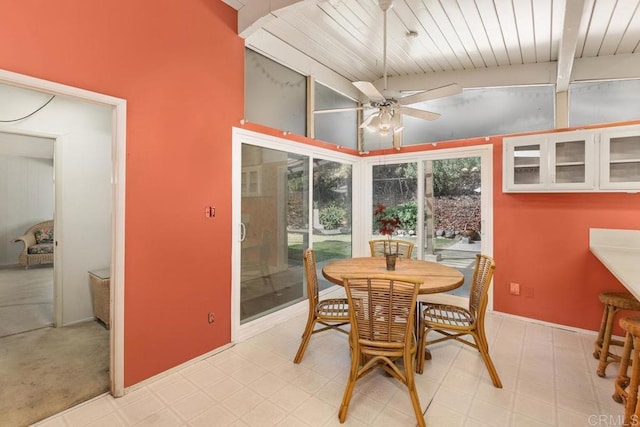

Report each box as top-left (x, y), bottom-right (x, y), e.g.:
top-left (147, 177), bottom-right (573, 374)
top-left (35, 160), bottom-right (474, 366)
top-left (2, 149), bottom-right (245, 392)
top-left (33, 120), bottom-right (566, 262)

top-left (399, 83), bottom-right (463, 105)
top-left (314, 106), bottom-right (367, 114)
top-left (352, 81), bottom-right (386, 103)
top-left (400, 106), bottom-right (440, 121)
top-left (359, 112), bottom-right (377, 129)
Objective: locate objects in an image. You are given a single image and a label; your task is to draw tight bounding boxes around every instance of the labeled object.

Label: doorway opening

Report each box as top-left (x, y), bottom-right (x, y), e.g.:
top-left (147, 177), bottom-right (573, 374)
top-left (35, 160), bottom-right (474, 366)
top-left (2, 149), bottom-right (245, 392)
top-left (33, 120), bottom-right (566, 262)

top-left (0, 70), bottom-right (126, 424)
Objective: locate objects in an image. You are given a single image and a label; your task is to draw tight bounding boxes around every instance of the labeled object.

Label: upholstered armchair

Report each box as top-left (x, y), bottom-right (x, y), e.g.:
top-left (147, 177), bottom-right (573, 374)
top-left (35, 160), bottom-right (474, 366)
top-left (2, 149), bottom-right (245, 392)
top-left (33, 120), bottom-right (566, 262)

top-left (12, 220), bottom-right (54, 269)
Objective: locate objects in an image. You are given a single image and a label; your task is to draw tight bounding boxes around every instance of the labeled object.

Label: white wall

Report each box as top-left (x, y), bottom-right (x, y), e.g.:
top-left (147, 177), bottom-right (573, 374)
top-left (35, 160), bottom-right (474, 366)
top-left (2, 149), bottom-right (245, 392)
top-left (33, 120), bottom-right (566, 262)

top-left (0, 84), bottom-right (112, 325)
top-left (0, 133), bottom-right (55, 265)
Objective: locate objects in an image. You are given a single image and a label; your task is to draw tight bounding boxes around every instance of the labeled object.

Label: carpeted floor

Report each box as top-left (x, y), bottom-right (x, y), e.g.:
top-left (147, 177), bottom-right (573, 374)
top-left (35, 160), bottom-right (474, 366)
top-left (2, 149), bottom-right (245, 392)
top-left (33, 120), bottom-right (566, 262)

top-left (0, 321), bottom-right (110, 427)
top-left (0, 265), bottom-right (53, 337)
top-left (0, 265), bottom-right (110, 427)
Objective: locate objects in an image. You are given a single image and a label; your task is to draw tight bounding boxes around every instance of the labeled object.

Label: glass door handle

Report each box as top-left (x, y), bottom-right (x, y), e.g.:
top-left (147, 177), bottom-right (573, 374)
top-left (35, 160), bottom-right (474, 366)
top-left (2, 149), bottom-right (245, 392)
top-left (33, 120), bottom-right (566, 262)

top-left (240, 222), bottom-right (246, 242)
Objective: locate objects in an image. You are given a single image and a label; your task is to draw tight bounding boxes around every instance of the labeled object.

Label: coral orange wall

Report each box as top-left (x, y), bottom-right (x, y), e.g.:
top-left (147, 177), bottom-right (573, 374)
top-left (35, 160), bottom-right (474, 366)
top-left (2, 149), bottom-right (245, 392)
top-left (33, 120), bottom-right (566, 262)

top-left (0, 0), bottom-right (244, 386)
top-left (491, 133), bottom-right (640, 333)
top-left (371, 126), bottom-right (640, 333)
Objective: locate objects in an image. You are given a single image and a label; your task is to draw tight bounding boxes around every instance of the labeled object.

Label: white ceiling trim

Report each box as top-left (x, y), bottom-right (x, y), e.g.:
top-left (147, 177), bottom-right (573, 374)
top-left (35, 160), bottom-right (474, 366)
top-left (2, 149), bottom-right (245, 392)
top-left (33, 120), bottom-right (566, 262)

top-left (238, 0), bottom-right (304, 38)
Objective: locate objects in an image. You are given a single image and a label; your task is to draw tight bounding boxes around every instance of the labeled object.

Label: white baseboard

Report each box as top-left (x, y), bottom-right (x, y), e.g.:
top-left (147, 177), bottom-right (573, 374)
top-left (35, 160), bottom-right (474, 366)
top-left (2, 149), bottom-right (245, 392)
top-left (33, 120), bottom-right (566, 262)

top-left (490, 309), bottom-right (604, 337)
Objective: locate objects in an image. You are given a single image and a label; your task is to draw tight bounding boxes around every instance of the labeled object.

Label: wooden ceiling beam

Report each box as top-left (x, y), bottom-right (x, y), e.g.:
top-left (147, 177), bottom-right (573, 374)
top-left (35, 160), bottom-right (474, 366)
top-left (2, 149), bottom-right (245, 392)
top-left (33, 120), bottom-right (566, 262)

top-left (556, 0), bottom-right (588, 92)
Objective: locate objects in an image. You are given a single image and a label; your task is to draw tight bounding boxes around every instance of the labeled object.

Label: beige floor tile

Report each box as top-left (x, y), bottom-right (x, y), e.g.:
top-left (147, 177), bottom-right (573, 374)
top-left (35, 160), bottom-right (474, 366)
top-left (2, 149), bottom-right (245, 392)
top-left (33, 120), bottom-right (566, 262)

top-left (220, 388), bottom-right (265, 417)
top-left (467, 399), bottom-right (512, 427)
top-left (290, 396), bottom-right (337, 427)
top-left (35, 312), bottom-right (627, 427)
top-left (268, 384), bottom-right (311, 412)
top-left (424, 403), bottom-right (466, 427)
top-left (241, 400), bottom-right (287, 426)
top-left (117, 393), bottom-right (167, 425)
top-left (171, 390), bottom-right (215, 421)
top-left (188, 404), bottom-right (238, 427)
top-left (512, 394), bottom-right (555, 425)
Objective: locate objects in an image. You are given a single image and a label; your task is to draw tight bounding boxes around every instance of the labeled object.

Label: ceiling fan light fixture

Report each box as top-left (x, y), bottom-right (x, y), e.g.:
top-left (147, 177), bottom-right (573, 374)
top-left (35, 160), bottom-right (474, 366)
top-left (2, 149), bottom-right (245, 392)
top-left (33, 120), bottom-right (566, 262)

top-left (390, 113), bottom-right (403, 133)
top-left (365, 114), bottom-right (381, 132)
top-left (378, 108), bottom-right (392, 132)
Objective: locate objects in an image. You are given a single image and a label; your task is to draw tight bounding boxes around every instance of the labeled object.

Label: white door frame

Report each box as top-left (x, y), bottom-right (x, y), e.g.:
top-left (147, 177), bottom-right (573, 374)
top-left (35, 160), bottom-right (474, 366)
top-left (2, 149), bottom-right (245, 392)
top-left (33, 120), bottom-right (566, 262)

top-left (231, 127), bottom-right (360, 342)
top-left (0, 69), bottom-right (127, 396)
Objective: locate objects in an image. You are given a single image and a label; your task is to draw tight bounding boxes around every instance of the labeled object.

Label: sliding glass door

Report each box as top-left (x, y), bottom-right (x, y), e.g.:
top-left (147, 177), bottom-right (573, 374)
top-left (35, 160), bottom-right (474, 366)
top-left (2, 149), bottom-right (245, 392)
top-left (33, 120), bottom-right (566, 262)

top-left (233, 129), bottom-right (356, 339)
top-left (371, 162), bottom-right (418, 256)
top-left (425, 156), bottom-right (482, 297)
top-left (239, 144), bottom-right (309, 324)
top-left (312, 159), bottom-right (352, 290)
top-left (369, 147), bottom-right (492, 300)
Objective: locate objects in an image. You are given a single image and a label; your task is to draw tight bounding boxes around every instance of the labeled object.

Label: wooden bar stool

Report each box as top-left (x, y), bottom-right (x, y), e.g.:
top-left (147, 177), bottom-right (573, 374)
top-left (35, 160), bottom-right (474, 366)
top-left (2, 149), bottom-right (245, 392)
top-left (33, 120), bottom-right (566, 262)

top-left (614, 317), bottom-right (640, 426)
top-left (594, 292), bottom-right (640, 377)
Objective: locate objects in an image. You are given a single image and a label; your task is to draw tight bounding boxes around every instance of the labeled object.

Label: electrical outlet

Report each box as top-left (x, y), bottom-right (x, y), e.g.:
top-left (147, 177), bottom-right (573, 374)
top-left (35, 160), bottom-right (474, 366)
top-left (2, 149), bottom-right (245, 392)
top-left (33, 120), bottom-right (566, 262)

top-left (509, 282), bottom-right (520, 296)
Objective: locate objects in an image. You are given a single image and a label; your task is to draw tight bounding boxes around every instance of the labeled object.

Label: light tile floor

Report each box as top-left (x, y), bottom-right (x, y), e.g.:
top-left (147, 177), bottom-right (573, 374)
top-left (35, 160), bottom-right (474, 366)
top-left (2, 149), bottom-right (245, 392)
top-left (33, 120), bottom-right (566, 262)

top-left (36, 312), bottom-right (626, 426)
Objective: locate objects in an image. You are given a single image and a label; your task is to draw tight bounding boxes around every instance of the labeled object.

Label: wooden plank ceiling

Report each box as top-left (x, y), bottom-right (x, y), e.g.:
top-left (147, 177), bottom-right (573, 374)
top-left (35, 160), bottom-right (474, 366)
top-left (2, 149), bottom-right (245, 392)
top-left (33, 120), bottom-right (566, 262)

top-left (225, 0), bottom-right (640, 99)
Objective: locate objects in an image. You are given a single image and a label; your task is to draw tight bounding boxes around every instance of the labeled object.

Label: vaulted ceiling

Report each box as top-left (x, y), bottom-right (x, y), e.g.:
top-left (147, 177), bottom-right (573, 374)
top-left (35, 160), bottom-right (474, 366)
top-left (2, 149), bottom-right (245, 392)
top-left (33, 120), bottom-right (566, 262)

top-left (224, 0), bottom-right (640, 102)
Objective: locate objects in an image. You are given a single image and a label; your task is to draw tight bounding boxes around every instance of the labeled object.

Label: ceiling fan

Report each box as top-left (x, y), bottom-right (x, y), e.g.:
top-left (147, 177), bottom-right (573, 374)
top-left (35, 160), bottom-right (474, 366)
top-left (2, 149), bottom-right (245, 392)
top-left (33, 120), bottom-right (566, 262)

top-left (314, 0), bottom-right (462, 149)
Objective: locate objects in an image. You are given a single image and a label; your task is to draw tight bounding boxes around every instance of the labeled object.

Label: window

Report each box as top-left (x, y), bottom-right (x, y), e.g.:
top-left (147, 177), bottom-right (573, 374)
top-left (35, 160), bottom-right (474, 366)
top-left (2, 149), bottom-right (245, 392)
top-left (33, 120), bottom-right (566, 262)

top-left (314, 83), bottom-right (358, 149)
top-left (570, 79), bottom-right (640, 127)
top-left (245, 48), bottom-right (306, 136)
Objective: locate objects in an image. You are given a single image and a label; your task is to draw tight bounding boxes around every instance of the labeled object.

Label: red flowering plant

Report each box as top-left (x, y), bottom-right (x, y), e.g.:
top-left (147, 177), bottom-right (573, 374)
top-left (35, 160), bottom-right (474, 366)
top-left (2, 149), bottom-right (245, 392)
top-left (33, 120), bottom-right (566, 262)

top-left (373, 204), bottom-right (401, 254)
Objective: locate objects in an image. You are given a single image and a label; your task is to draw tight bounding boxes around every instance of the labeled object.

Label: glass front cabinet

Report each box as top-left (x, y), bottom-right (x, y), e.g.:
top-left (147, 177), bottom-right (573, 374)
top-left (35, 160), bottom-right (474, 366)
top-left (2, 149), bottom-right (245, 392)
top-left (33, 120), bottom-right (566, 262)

top-left (504, 131), bottom-right (595, 192)
top-left (504, 125), bottom-right (640, 192)
top-left (599, 127), bottom-right (640, 190)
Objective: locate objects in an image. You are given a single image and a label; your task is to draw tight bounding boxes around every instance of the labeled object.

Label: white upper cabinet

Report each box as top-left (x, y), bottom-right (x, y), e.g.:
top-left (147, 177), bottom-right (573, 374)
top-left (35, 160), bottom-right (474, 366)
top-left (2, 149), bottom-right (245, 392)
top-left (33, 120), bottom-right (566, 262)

top-left (504, 125), bottom-right (640, 193)
top-left (504, 130), bottom-right (595, 192)
top-left (548, 132), bottom-right (595, 190)
top-left (599, 127), bottom-right (640, 190)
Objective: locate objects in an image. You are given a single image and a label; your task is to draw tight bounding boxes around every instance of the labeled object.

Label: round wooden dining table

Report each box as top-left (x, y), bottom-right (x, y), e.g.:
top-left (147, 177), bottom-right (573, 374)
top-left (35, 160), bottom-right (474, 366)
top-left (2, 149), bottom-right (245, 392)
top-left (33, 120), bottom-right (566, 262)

top-left (322, 257), bottom-right (464, 295)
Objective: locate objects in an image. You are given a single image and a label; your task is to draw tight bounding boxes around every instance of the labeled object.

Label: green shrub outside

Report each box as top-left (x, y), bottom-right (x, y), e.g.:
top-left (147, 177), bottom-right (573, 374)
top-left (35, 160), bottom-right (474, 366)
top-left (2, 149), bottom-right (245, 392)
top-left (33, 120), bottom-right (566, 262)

top-left (374, 200), bottom-right (417, 233)
top-left (319, 203), bottom-right (346, 230)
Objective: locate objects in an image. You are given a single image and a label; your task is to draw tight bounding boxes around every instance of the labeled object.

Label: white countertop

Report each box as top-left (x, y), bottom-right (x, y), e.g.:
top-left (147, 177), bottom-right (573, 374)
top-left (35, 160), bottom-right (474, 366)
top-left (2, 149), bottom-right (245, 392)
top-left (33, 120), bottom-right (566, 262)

top-left (590, 228), bottom-right (640, 301)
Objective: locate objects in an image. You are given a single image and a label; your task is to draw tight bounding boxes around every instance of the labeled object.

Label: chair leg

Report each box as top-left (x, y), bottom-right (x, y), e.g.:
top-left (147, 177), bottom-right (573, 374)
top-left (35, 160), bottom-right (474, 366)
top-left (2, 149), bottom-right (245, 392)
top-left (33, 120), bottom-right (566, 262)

top-left (404, 352), bottom-right (426, 427)
top-left (339, 347), bottom-right (360, 423)
top-left (474, 327), bottom-right (503, 388)
top-left (415, 317), bottom-right (426, 374)
top-left (293, 313), bottom-right (316, 364)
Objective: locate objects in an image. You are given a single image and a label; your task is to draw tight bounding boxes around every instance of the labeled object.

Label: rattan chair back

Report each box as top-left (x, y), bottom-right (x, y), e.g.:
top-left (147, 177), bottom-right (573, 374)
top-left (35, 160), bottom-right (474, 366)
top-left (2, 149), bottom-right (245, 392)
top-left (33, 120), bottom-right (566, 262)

top-left (468, 253), bottom-right (496, 320)
top-left (416, 253), bottom-right (502, 388)
top-left (369, 239), bottom-right (414, 259)
top-left (339, 274), bottom-right (425, 427)
top-left (303, 247), bottom-right (320, 308)
top-left (293, 248), bottom-right (350, 364)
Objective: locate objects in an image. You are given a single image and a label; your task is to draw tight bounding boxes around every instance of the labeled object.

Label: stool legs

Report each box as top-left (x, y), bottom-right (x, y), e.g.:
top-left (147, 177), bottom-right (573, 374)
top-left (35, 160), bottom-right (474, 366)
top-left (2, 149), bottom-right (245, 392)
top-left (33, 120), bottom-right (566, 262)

top-left (624, 336), bottom-right (640, 427)
top-left (594, 303), bottom-right (610, 359)
top-left (598, 304), bottom-right (623, 377)
top-left (614, 331), bottom-right (634, 403)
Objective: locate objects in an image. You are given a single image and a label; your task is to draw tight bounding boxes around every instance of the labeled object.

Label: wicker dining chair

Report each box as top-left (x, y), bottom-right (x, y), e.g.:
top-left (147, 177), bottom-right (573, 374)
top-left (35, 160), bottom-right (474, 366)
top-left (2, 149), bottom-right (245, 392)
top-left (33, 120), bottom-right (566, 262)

top-left (339, 274), bottom-right (425, 427)
top-left (369, 239), bottom-right (415, 259)
top-left (416, 253), bottom-right (502, 388)
top-left (293, 248), bottom-right (350, 364)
